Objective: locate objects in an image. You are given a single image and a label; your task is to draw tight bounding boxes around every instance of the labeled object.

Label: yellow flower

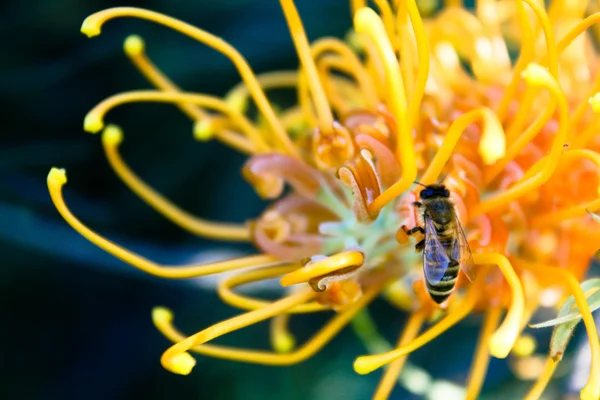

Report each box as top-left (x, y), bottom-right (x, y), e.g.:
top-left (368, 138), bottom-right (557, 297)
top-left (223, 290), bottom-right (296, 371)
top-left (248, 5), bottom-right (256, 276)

top-left (47, 1), bottom-right (600, 399)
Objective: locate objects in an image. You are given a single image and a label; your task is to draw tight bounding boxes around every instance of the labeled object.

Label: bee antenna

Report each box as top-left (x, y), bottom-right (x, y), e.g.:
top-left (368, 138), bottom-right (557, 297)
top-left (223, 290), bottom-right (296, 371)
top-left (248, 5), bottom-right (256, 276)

top-left (437, 173), bottom-right (449, 184)
top-left (413, 180), bottom-right (427, 188)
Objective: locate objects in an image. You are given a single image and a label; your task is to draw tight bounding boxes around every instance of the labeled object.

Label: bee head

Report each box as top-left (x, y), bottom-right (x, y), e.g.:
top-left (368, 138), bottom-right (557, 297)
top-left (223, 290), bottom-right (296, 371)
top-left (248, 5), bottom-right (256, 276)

top-left (419, 184), bottom-right (450, 200)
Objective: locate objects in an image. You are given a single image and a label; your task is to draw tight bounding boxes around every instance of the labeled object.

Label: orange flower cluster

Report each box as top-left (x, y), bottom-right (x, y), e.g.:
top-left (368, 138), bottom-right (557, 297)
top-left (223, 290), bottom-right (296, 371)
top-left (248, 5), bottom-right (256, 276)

top-left (48, 0), bottom-right (600, 398)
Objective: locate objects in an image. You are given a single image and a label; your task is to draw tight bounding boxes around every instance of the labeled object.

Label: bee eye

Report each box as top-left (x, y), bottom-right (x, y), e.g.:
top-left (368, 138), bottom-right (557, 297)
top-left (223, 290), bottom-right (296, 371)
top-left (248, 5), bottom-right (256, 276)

top-left (421, 189), bottom-right (433, 198)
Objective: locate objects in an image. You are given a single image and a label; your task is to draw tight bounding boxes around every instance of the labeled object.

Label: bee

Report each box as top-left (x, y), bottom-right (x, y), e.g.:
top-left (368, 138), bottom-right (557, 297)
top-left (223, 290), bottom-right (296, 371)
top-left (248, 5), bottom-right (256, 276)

top-left (402, 182), bottom-right (475, 304)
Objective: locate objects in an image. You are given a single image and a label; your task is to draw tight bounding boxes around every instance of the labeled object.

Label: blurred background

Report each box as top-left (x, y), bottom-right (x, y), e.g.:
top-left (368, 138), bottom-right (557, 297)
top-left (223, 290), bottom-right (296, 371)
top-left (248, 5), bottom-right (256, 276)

top-left (0, 0), bottom-right (582, 399)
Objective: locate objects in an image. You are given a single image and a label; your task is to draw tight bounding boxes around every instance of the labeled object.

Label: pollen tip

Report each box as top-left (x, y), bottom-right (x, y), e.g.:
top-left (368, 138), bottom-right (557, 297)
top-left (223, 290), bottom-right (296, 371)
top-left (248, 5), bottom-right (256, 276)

top-left (581, 384), bottom-right (600, 400)
top-left (521, 63), bottom-right (550, 87)
top-left (589, 93), bottom-right (600, 113)
top-left (152, 306), bottom-right (173, 324)
top-left (84, 113), bottom-right (104, 134)
top-left (512, 334), bottom-right (537, 357)
top-left (102, 125), bottom-right (123, 146)
top-left (165, 352), bottom-right (196, 375)
top-left (273, 332), bottom-right (296, 354)
top-left (48, 168), bottom-right (67, 189)
top-left (225, 92), bottom-right (248, 114)
top-left (80, 17), bottom-right (101, 38)
top-left (353, 356), bottom-right (377, 375)
top-left (124, 35), bottom-right (145, 56)
top-left (489, 330), bottom-right (517, 359)
top-left (193, 119), bottom-right (214, 141)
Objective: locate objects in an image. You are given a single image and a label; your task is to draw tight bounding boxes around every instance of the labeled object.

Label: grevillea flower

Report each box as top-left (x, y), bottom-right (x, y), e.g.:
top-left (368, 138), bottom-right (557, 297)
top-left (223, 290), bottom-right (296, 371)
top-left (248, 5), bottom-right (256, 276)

top-left (47, 0), bottom-right (600, 398)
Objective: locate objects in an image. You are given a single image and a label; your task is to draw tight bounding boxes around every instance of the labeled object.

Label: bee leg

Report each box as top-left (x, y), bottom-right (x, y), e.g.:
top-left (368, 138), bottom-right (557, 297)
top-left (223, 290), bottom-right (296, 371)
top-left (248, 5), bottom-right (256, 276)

top-left (402, 225), bottom-right (425, 236)
top-left (412, 201), bottom-right (422, 207)
top-left (415, 239), bottom-right (425, 252)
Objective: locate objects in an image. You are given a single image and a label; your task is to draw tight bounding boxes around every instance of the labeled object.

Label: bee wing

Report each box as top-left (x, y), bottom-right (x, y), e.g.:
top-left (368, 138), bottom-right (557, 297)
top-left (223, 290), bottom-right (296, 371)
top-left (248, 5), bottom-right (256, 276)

top-left (451, 215), bottom-right (475, 282)
top-left (423, 214), bottom-right (451, 286)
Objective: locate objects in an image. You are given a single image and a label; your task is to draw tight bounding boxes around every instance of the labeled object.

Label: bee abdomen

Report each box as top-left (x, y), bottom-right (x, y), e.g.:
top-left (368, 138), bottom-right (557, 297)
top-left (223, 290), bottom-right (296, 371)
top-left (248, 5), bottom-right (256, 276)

top-left (426, 260), bottom-right (459, 304)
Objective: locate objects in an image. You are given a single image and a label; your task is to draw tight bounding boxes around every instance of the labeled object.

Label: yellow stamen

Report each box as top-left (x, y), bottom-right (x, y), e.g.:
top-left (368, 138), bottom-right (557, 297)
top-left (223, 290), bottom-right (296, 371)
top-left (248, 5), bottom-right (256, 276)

top-left (81, 7), bottom-right (298, 156)
top-left (280, 251), bottom-right (364, 289)
top-left (372, 310), bottom-right (426, 400)
top-left (396, 2), bottom-right (416, 97)
top-left (311, 38), bottom-right (378, 108)
top-left (473, 63), bottom-right (569, 217)
top-left (503, 87), bottom-right (537, 145)
top-left (402, 0), bottom-right (430, 131)
top-left (523, 357), bottom-right (558, 400)
top-left (420, 107), bottom-right (504, 186)
top-left (485, 95), bottom-right (555, 184)
top-left (495, 1), bottom-right (534, 122)
top-left (465, 304), bottom-right (502, 400)
top-left (353, 281), bottom-right (481, 375)
top-left (532, 149), bottom-right (600, 226)
top-left (160, 289), bottom-right (315, 374)
top-left (270, 313), bottom-right (295, 353)
top-left (279, 0), bottom-right (333, 132)
top-left (520, 0), bottom-right (559, 78)
top-left (224, 70), bottom-right (298, 114)
top-left (522, 261), bottom-right (600, 400)
top-left (354, 8), bottom-right (416, 214)
top-left (101, 126), bottom-right (250, 241)
top-left (373, 0), bottom-right (396, 49)
top-left (217, 265), bottom-right (329, 313)
top-left (152, 285), bottom-right (380, 365)
top-left (47, 167), bottom-right (276, 278)
top-left (547, 12), bottom-right (600, 131)
top-left (513, 334), bottom-right (537, 358)
top-left (472, 253), bottom-right (524, 358)
top-left (84, 90), bottom-right (271, 153)
top-left (122, 34), bottom-right (255, 154)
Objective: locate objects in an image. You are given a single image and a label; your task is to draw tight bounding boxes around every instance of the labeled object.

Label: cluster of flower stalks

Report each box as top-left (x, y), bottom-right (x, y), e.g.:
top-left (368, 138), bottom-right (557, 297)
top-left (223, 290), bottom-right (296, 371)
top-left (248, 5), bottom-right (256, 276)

top-left (47, 0), bottom-right (600, 399)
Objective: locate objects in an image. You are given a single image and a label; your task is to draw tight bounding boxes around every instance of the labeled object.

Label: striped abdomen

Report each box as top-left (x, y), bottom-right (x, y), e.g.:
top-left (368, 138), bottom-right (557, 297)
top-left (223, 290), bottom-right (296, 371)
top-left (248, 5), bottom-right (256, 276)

top-left (425, 233), bottom-right (459, 304)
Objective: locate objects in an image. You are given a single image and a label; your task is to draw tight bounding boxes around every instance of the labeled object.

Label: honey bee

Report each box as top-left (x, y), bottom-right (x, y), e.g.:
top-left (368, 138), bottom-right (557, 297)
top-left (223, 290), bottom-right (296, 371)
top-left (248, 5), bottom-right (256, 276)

top-left (402, 182), bottom-right (475, 304)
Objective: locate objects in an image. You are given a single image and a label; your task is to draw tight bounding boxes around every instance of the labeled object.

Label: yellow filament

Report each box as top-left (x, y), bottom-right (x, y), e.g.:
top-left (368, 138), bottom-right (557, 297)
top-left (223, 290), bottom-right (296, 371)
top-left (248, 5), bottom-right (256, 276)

top-left (351, 0), bottom-right (367, 17)
top-left (542, 12), bottom-right (600, 130)
top-left (403, 0), bottom-right (430, 132)
top-left (84, 90), bottom-right (271, 153)
top-left (280, 251), bottom-right (364, 287)
top-left (473, 63), bottom-right (569, 217)
top-left (279, 0), bottom-right (333, 132)
top-left (522, 261), bottom-right (600, 400)
top-left (465, 304), bottom-right (502, 400)
top-left (101, 126), bottom-right (250, 241)
top-left (270, 313), bottom-right (295, 353)
top-left (472, 253), bottom-right (524, 358)
top-left (420, 107), bottom-right (504, 186)
top-left (373, 0), bottom-right (396, 49)
top-left (485, 95), bottom-right (555, 184)
top-left (396, 2), bottom-right (416, 97)
top-left (311, 38), bottom-right (378, 108)
top-left (495, 1), bottom-right (534, 122)
top-left (519, 0), bottom-right (559, 79)
top-left (353, 282), bottom-right (481, 375)
top-left (152, 285), bottom-right (380, 366)
top-left (47, 167), bottom-right (276, 278)
top-left (81, 7), bottom-right (298, 157)
top-left (160, 289), bottom-right (315, 374)
top-left (316, 58), bottom-right (357, 114)
top-left (122, 35), bottom-right (255, 154)
top-left (217, 265), bottom-right (329, 313)
top-left (504, 87), bottom-right (537, 145)
top-left (224, 70), bottom-right (298, 114)
top-left (372, 311), bottom-right (426, 400)
top-left (355, 8), bottom-right (416, 214)
top-left (524, 357), bottom-right (558, 400)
